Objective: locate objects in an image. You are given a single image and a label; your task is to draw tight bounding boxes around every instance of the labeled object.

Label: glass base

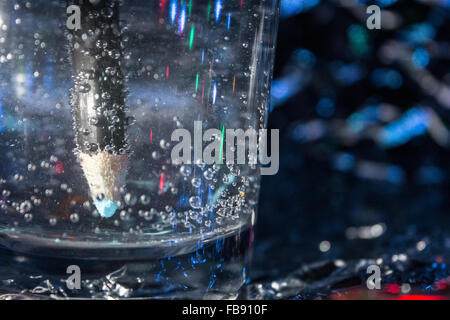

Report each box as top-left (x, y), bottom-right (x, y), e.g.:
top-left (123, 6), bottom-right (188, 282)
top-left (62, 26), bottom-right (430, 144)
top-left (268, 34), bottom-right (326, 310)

top-left (0, 227), bottom-right (253, 299)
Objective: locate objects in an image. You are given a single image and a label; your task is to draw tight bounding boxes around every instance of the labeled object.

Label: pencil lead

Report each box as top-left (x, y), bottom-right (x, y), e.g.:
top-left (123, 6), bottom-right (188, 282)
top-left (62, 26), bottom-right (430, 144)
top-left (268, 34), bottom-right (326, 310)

top-left (94, 199), bottom-right (119, 219)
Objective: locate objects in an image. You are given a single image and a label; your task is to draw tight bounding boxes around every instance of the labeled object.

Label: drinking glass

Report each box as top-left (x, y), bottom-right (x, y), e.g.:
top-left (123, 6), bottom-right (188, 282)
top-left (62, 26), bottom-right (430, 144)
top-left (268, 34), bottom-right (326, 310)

top-left (0, 0), bottom-right (280, 299)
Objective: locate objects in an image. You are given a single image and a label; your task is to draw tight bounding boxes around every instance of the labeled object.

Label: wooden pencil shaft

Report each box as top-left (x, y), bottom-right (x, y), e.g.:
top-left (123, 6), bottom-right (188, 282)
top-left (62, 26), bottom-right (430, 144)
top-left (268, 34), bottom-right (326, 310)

top-left (68, 0), bottom-right (128, 155)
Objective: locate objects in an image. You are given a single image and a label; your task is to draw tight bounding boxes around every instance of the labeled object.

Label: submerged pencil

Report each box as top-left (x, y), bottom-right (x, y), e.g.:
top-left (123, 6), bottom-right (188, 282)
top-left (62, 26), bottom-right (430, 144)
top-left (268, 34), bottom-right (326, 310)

top-left (67, 0), bottom-right (129, 218)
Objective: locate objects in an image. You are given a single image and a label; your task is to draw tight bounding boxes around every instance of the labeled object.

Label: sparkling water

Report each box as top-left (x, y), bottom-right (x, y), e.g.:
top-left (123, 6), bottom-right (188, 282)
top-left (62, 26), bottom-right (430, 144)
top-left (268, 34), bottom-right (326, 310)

top-left (0, 0), bottom-right (279, 298)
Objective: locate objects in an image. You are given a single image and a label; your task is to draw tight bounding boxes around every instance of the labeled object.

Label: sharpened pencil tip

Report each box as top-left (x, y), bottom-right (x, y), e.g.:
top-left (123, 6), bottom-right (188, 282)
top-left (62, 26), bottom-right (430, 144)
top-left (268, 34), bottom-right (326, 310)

top-left (94, 199), bottom-right (119, 218)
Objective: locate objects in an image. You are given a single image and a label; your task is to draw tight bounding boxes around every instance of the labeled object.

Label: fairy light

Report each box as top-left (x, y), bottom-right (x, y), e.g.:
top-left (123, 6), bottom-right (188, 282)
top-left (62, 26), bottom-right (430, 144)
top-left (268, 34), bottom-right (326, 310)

top-left (207, 79), bottom-right (212, 104)
top-left (219, 125), bottom-right (225, 163)
top-left (159, 173), bottom-right (165, 192)
top-left (215, 0), bottom-right (222, 22)
top-left (188, 0), bottom-right (193, 17)
top-left (206, 0), bottom-right (211, 22)
top-left (212, 82), bottom-right (217, 104)
top-left (189, 25), bottom-right (195, 49)
top-left (55, 161), bottom-right (64, 174)
top-left (201, 83), bottom-right (205, 104)
top-left (232, 75), bottom-right (236, 92)
top-left (170, 0), bottom-right (177, 24)
top-left (227, 13), bottom-right (231, 30)
top-left (195, 72), bottom-right (199, 92)
top-left (179, 6), bottom-right (186, 34)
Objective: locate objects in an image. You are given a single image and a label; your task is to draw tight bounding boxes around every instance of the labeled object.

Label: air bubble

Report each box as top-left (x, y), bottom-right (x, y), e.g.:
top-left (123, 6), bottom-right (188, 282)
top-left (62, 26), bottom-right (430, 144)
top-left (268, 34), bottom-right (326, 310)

top-left (124, 193), bottom-right (137, 205)
top-left (19, 201), bottom-right (32, 213)
top-left (70, 213), bottom-right (80, 223)
top-left (195, 160), bottom-right (206, 169)
top-left (144, 211), bottom-right (153, 221)
top-left (191, 177), bottom-right (201, 188)
top-left (227, 164), bottom-right (240, 176)
top-left (160, 139), bottom-right (170, 150)
top-left (49, 218), bottom-right (57, 226)
top-left (83, 201), bottom-right (91, 210)
top-left (204, 168), bottom-right (214, 180)
top-left (101, 7), bottom-right (114, 18)
top-left (189, 196), bottom-right (202, 209)
top-left (140, 194), bottom-right (150, 205)
top-left (89, 117), bottom-right (99, 125)
top-left (24, 213), bottom-right (33, 223)
top-left (152, 151), bottom-right (161, 160)
top-left (120, 210), bottom-right (130, 221)
top-left (180, 165), bottom-right (192, 177)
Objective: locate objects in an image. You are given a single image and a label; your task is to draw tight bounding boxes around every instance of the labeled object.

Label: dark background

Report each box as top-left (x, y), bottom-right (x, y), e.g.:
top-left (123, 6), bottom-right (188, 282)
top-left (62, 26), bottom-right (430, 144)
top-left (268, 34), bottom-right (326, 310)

top-left (250, 0), bottom-right (450, 298)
